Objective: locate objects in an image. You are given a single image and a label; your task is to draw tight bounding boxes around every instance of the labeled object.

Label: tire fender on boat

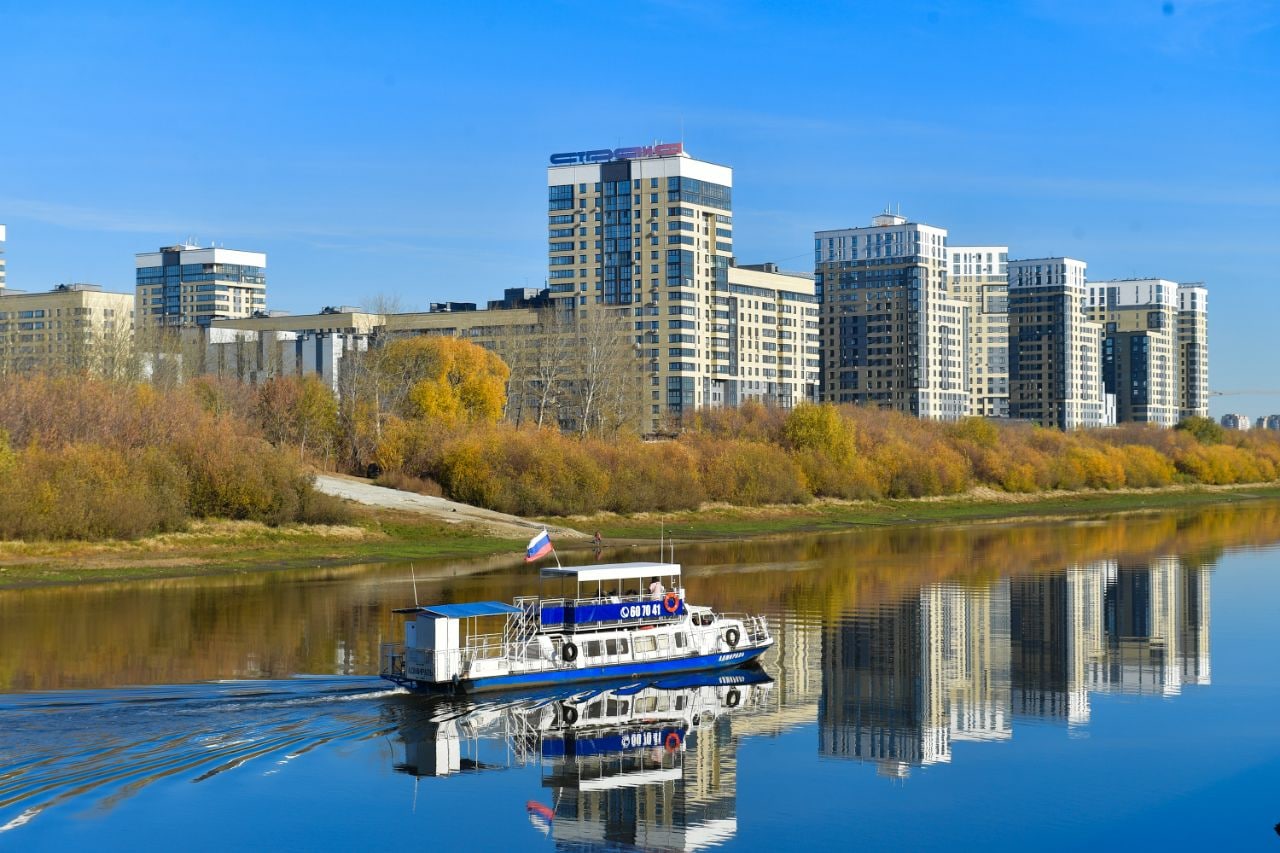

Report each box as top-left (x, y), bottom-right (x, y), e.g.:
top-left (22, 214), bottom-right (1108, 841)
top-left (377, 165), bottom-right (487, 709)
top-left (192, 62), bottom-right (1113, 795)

top-left (725, 688), bottom-right (741, 709)
top-left (724, 627), bottom-right (740, 649)
top-left (561, 704), bottom-right (578, 726)
top-left (561, 641), bottom-right (578, 663)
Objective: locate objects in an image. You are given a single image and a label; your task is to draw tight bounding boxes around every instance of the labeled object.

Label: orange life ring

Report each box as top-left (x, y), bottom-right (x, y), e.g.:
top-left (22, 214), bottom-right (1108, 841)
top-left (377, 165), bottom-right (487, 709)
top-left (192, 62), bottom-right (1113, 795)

top-left (664, 731), bottom-right (682, 752)
top-left (663, 592), bottom-right (680, 614)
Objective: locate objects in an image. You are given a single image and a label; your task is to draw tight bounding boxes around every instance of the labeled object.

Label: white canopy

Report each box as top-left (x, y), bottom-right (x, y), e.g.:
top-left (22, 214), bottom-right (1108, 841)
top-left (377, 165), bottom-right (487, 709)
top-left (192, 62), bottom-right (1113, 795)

top-left (540, 561), bottom-right (681, 584)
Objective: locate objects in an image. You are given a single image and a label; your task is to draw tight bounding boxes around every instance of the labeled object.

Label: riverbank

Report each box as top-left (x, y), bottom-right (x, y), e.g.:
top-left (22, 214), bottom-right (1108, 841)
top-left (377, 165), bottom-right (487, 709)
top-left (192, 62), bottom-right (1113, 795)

top-left (2, 483), bottom-right (1279, 589)
top-left (559, 482), bottom-right (1280, 541)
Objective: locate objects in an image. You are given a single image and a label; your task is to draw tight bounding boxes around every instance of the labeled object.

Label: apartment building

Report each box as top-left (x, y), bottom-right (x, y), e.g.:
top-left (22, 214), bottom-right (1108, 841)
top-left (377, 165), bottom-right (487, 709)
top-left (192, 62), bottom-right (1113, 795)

top-left (0, 224), bottom-right (7, 290)
top-left (547, 144), bottom-right (819, 430)
top-left (1177, 283), bottom-right (1209, 420)
top-left (1007, 258), bottom-right (1110, 429)
top-left (1087, 279), bottom-right (1180, 427)
top-left (0, 283), bottom-right (135, 374)
top-left (816, 213), bottom-right (967, 420)
top-left (949, 246), bottom-right (1009, 417)
top-left (136, 244), bottom-right (267, 328)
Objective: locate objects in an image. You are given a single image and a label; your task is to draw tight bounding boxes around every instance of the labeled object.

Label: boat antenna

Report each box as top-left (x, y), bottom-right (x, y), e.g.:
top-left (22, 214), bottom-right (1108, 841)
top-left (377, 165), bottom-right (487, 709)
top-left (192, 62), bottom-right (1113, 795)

top-left (660, 521), bottom-right (664, 562)
top-left (410, 563), bottom-right (420, 607)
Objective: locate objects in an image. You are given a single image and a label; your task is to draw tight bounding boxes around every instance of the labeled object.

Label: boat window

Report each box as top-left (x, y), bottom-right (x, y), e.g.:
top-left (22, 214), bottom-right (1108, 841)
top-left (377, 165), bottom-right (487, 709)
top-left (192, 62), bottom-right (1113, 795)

top-left (656, 635), bottom-right (669, 651)
top-left (675, 696), bottom-right (686, 709)
top-left (675, 633), bottom-right (687, 648)
top-left (618, 638), bottom-right (629, 654)
top-left (586, 702), bottom-right (604, 720)
top-left (635, 696), bottom-right (657, 713)
top-left (695, 613), bottom-right (715, 627)
top-left (607, 698), bottom-right (624, 716)
top-left (585, 640), bottom-right (603, 658)
top-left (606, 638), bottom-right (619, 656)
top-left (634, 636), bottom-right (657, 654)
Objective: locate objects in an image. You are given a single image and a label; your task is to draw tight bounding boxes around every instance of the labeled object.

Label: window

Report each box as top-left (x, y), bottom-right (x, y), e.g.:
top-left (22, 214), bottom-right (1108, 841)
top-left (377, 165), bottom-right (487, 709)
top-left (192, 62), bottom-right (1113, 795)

top-left (584, 640), bottom-right (603, 658)
top-left (634, 636), bottom-right (657, 653)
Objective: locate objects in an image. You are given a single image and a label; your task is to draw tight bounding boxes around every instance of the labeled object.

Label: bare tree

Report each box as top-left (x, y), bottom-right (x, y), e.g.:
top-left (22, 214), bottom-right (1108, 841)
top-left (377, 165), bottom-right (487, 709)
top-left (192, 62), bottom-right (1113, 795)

top-left (569, 307), bottom-right (640, 438)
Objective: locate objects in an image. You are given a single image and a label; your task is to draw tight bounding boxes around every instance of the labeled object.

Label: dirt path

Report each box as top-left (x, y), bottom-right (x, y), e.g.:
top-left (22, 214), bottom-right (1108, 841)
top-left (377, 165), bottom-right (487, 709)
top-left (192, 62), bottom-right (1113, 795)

top-left (313, 474), bottom-right (587, 541)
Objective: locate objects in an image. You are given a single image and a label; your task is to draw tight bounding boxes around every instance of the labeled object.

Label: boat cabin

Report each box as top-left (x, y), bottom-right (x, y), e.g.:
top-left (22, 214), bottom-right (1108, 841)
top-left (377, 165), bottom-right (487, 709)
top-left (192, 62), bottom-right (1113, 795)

top-left (537, 562), bottom-right (684, 632)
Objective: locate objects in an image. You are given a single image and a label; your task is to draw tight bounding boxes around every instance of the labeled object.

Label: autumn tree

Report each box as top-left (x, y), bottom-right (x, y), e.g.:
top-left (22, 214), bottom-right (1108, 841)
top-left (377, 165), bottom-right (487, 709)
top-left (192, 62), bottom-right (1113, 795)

top-left (381, 335), bottom-right (510, 426)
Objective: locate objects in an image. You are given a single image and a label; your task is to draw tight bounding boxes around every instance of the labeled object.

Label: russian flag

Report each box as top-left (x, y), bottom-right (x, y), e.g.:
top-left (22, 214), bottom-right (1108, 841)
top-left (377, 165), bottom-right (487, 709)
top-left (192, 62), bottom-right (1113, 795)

top-left (526, 530), bottom-right (553, 563)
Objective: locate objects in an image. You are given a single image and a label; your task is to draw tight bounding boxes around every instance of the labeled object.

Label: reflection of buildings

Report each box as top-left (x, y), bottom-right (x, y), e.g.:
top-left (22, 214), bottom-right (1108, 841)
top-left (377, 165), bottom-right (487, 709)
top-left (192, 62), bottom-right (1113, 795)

top-left (389, 674), bottom-right (773, 851)
top-left (821, 559), bottom-right (1211, 777)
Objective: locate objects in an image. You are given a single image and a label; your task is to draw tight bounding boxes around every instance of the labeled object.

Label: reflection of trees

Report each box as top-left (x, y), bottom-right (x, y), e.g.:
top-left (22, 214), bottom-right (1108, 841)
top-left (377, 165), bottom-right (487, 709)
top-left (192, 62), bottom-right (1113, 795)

top-left (0, 501), bottom-right (1274, 692)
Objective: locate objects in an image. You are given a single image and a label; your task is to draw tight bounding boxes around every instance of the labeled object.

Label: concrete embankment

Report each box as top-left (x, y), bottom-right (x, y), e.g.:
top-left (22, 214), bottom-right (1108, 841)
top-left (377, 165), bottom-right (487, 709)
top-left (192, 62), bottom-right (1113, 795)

top-left (312, 474), bottom-right (587, 541)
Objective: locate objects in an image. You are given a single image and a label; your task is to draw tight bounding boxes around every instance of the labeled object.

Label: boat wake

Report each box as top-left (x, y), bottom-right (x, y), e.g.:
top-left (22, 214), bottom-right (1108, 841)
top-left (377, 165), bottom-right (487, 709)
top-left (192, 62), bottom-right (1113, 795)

top-left (0, 677), bottom-right (403, 834)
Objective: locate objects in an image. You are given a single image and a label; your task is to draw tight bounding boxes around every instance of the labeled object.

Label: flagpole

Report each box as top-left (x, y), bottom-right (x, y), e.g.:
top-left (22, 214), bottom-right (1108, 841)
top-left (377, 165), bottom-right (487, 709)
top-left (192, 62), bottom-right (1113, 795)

top-left (547, 528), bottom-right (561, 568)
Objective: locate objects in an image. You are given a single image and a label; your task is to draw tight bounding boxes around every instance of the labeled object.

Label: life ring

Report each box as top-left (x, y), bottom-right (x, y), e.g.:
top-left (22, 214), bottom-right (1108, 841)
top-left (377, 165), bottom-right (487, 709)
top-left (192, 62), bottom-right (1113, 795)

top-left (663, 592), bottom-right (680, 614)
top-left (561, 704), bottom-right (578, 726)
top-left (724, 627), bottom-right (740, 649)
top-left (664, 731), bottom-right (682, 753)
top-left (562, 641), bottom-right (578, 663)
top-left (725, 688), bottom-right (741, 708)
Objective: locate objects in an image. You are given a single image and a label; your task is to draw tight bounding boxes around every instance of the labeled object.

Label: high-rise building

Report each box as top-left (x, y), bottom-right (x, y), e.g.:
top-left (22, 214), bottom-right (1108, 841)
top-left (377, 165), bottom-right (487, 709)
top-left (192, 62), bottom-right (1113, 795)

top-left (0, 224), bottom-right (7, 290)
top-left (546, 144), bottom-right (817, 431)
top-left (1087, 279), bottom-right (1180, 426)
top-left (949, 246), bottom-right (1009, 417)
top-left (135, 244), bottom-right (267, 328)
top-left (815, 213), bottom-right (967, 420)
top-left (1007, 257), bottom-right (1109, 429)
top-left (1177, 283), bottom-right (1209, 420)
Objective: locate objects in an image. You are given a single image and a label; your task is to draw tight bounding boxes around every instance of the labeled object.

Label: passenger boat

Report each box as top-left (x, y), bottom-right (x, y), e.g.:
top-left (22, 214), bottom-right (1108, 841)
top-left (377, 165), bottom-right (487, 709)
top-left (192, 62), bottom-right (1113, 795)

top-left (380, 560), bottom-right (773, 693)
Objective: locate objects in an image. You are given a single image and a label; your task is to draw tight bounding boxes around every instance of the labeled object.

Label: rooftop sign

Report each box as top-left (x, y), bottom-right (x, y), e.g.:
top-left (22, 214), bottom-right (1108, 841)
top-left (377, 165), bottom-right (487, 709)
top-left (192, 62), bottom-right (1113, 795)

top-left (549, 142), bottom-right (683, 166)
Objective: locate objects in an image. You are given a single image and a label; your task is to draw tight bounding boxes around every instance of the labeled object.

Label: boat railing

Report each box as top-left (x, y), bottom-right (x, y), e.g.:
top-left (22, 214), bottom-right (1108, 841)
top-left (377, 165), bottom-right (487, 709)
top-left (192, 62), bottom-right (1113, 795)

top-left (380, 642), bottom-right (405, 678)
top-left (720, 613), bottom-right (771, 646)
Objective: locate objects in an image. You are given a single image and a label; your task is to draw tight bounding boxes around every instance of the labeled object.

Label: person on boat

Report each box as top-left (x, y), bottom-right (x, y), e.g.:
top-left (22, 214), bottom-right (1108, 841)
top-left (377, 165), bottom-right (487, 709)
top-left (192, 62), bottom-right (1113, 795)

top-left (649, 577), bottom-right (665, 599)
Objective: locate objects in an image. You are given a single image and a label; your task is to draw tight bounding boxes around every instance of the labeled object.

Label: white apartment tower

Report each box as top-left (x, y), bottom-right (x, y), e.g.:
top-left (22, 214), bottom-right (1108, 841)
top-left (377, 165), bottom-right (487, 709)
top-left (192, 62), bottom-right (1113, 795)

top-left (0, 224), bottom-right (7, 290)
top-left (1007, 257), bottom-right (1110, 429)
top-left (949, 246), bottom-right (1009, 417)
top-left (1177, 283), bottom-right (1209, 420)
top-left (815, 213), bottom-right (968, 420)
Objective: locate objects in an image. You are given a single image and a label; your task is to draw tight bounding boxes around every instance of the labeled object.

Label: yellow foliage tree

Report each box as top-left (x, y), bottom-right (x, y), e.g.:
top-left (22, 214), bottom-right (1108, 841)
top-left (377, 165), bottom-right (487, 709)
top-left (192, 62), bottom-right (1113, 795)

top-left (383, 336), bottom-right (510, 427)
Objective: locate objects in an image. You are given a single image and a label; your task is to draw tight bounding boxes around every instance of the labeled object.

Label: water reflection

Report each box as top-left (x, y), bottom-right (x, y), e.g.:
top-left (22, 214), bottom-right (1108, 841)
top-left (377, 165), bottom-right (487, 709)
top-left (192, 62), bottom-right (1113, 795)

top-left (0, 500), bottom-right (1270, 692)
top-left (817, 557), bottom-right (1212, 776)
top-left (388, 671), bottom-right (775, 851)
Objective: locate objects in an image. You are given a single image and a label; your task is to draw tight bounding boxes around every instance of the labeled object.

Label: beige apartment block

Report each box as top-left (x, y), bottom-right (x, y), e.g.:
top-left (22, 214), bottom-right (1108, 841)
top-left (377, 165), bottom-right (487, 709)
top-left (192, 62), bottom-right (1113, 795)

top-left (1007, 258), bottom-right (1109, 429)
top-left (816, 213), bottom-right (968, 420)
top-left (136, 244), bottom-right (267, 328)
top-left (0, 284), bottom-right (135, 375)
top-left (1087, 279), bottom-right (1180, 427)
top-left (0, 224), bottom-right (7, 290)
top-left (1177, 283), bottom-right (1209, 420)
top-left (949, 246), bottom-right (1010, 418)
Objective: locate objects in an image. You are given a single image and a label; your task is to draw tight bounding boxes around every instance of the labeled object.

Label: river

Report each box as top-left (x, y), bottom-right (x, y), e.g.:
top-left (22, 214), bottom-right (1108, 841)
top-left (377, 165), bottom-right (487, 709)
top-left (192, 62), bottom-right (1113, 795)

top-left (2, 501), bottom-right (1279, 850)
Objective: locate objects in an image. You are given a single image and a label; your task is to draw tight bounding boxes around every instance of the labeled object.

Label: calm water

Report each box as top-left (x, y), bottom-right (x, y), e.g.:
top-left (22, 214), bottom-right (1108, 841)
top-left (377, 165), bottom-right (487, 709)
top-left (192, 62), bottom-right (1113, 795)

top-left (3, 502), bottom-right (1280, 850)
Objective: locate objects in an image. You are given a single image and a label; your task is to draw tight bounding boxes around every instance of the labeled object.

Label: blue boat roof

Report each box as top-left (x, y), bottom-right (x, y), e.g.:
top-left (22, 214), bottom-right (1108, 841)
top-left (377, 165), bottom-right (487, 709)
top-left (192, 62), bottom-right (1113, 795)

top-left (402, 601), bottom-right (521, 619)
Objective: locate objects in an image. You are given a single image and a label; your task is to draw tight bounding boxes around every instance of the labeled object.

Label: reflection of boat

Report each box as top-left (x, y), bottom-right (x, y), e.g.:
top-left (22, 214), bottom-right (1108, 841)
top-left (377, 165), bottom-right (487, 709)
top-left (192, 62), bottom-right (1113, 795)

top-left (387, 669), bottom-right (773, 851)
top-left (380, 561), bottom-right (772, 693)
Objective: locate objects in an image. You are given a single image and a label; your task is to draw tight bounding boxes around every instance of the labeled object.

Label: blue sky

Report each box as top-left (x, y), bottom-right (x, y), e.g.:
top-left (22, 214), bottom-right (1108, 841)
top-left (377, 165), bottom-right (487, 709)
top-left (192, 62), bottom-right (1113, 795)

top-left (2, 0), bottom-right (1278, 415)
